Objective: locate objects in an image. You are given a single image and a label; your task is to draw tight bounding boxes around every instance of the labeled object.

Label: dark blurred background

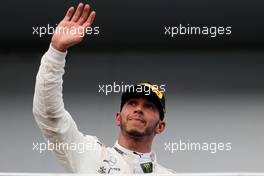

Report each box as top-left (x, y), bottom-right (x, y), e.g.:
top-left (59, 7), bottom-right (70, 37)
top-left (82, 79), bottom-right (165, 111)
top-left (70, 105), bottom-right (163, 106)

top-left (0, 0), bottom-right (264, 51)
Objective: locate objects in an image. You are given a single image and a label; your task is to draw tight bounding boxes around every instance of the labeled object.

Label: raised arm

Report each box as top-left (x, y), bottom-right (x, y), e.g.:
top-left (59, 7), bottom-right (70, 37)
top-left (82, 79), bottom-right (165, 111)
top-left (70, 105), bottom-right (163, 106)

top-left (33, 3), bottom-right (99, 172)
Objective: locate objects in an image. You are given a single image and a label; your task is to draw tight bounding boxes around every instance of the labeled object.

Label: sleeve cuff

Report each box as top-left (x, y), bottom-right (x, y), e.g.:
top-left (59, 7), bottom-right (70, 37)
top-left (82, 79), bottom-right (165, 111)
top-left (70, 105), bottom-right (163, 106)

top-left (45, 43), bottom-right (68, 65)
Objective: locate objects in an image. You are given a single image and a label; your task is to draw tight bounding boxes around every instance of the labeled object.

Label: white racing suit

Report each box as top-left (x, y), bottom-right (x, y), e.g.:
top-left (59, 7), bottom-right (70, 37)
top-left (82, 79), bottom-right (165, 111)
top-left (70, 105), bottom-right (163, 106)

top-left (33, 44), bottom-right (176, 174)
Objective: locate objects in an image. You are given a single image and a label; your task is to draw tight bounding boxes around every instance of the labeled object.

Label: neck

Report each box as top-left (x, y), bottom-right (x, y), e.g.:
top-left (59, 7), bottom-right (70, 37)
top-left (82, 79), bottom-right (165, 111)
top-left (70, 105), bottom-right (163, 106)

top-left (117, 130), bottom-right (154, 153)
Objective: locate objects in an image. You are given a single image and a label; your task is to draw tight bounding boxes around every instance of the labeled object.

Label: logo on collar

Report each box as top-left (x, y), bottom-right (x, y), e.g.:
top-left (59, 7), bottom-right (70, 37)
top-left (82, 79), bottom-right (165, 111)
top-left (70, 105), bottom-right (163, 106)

top-left (140, 162), bottom-right (153, 173)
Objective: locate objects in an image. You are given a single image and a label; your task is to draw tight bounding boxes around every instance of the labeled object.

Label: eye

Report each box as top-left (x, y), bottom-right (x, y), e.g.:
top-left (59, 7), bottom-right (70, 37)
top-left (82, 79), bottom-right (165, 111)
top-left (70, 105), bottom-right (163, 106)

top-left (145, 103), bottom-right (155, 110)
top-left (127, 100), bottom-right (137, 106)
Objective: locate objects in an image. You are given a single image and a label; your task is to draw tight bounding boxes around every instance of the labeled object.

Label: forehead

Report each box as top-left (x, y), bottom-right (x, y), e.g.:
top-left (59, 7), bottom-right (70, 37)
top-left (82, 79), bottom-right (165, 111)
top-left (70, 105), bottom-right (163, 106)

top-left (126, 97), bottom-right (155, 105)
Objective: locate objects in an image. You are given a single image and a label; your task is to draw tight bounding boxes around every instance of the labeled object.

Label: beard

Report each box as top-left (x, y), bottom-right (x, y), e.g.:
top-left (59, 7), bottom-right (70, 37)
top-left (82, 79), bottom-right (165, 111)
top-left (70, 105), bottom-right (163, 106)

top-left (120, 114), bottom-right (159, 138)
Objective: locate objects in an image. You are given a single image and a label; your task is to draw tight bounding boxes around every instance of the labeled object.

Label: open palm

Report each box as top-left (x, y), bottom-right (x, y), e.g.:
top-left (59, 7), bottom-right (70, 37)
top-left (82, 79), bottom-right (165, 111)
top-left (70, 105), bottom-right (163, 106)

top-left (52, 3), bottom-right (96, 52)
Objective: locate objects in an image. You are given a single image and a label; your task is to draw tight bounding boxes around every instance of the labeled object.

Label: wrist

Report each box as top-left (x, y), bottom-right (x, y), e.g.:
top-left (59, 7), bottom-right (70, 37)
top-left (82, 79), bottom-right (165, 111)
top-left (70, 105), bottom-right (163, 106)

top-left (51, 41), bottom-right (67, 52)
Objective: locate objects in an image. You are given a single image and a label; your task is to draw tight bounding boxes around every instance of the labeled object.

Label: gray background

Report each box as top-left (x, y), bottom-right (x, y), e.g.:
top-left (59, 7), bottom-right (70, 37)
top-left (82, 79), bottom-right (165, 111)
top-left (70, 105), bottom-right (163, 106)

top-left (0, 0), bottom-right (264, 173)
top-left (0, 51), bottom-right (263, 173)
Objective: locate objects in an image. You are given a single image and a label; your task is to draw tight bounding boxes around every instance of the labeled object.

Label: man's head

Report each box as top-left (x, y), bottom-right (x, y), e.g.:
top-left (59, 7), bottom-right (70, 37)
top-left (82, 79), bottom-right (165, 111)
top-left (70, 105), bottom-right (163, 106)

top-left (116, 83), bottom-right (166, 139)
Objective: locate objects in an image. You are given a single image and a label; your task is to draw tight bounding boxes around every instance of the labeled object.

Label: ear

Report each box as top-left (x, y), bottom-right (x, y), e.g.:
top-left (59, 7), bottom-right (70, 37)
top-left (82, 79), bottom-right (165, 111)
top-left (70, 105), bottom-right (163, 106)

top-left (115, 112), bottom-right (121, 126)
top-left (155, 121), bottom-right (166, 134)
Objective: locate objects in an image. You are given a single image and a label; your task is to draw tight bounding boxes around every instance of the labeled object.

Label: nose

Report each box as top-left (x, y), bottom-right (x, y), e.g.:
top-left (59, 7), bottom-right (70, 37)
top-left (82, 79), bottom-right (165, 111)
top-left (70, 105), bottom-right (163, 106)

top-left (133, 104), bottom-right (144, 115)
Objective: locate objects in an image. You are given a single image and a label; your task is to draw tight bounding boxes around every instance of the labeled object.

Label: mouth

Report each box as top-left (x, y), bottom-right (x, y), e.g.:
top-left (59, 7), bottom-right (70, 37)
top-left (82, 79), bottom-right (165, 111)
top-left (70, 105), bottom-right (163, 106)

top-left (128, 115), bottom-right (145, 124)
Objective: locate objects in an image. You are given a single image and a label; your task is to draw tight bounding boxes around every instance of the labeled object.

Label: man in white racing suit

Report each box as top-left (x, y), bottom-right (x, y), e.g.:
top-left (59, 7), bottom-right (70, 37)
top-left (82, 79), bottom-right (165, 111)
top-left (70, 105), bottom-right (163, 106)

top-left (33, 3), bottom-right (175, 174)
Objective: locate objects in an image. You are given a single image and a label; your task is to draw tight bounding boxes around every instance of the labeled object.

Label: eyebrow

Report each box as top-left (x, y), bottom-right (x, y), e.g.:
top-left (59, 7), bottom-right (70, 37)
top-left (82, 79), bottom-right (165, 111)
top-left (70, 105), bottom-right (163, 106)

top-left (127, 98), bottom-right (157, 108)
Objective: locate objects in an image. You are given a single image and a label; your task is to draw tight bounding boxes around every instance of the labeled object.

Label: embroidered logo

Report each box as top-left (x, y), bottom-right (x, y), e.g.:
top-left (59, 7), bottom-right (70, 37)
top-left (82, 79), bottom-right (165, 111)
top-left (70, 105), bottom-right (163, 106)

top-left (140, 162), bottom-right (153, 173)
top-left (97, 166), bottom-right (107, 174)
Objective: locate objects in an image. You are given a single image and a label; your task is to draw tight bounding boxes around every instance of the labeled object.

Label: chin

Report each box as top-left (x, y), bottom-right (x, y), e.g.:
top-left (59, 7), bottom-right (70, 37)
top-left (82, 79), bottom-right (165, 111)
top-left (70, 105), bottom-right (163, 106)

top-left (126, 127), bottom-right (146, 138)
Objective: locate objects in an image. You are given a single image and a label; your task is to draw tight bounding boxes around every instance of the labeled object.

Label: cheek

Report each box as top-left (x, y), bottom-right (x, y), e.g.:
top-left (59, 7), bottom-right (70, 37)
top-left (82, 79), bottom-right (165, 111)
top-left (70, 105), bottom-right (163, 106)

top-left (146, 110), bottom-right (160, 121)
top-left (121, 106), bottom-right (132, 117)
top-left (145, 115), bottom-right (160, 128)
top-left (120, 110), bottom-right (128, 122)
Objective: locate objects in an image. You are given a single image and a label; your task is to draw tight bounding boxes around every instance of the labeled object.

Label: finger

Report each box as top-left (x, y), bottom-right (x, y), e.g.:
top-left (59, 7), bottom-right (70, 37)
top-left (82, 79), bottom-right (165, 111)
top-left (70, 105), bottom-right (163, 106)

top-left (71, 3), bottom-right (84, 22)
top-left (82, 11), bottom-right (96, 29)
top-left (63, 6), bottom-right (75, 21)
top-left (77, 4), bottom-right (90, 25)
